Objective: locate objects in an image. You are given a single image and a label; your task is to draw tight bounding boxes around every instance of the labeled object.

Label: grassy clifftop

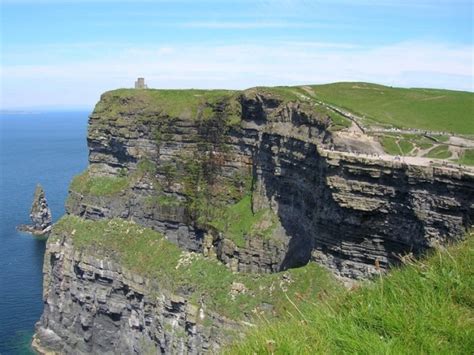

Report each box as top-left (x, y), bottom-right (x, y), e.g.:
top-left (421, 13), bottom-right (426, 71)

top-left (93, 88), bottom-right (240, 121)
top-left (310, 82), bottom-right (474, 134)
top-left (229, 232), bottom-right (474, 354)
top-left (94, 83), bottom-right (473, 135)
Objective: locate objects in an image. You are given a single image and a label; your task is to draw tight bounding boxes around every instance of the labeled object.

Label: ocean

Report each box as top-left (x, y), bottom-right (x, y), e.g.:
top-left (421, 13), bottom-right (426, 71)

top-left (0, 111), bottom-right (89, 354)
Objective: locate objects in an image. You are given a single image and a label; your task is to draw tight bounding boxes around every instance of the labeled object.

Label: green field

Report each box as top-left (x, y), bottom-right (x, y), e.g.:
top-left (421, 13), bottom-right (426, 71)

top-left (309, 82), bottom-right (474, 134)
top-left (230, 233), bottom-right (474, 354)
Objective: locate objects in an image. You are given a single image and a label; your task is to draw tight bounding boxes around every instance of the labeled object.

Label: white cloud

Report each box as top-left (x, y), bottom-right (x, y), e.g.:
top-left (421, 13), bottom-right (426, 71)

top-left (1, 41), bottom-right (472, 109)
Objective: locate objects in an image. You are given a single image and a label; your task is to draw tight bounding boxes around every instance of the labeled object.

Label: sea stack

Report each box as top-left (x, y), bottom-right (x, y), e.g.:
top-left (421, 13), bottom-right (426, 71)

top-left (18, 184), bottom-right (52, 236)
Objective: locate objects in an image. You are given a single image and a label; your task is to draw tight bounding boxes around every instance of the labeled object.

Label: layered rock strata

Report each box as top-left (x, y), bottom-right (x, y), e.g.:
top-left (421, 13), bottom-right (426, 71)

top-left (33, 231), bottom-right (238, 354)
top-left (34, 87), bottom-right (474, 354)
top-left (67, 89), bottom-right (474, 277)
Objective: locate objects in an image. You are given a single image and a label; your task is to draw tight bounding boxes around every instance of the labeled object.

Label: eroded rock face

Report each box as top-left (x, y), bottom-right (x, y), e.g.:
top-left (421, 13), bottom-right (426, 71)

top-left (33, 88), bottom-right (474, 354)
top-left (33, 232), bottom-right (239, 355)
top-left (18, 184), bottom-right (52, 235)
top-left (66, 89), bottom-right (474, 277)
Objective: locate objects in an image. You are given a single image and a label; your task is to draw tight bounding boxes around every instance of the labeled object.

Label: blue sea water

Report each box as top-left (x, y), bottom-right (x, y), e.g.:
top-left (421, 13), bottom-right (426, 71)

top-left (0, 111), bottom-right (89, 354)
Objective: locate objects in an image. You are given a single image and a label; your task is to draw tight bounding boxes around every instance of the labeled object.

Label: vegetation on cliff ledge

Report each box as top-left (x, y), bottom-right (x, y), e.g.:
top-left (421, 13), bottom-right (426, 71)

top-left (210, 194), bottom-right (278, 248)
top-left (52, 215), bottom-right (342, 320)
top-left (230, 233), bottom-right (474, 354)
top-left (70, 170), bottom-right (128, 196)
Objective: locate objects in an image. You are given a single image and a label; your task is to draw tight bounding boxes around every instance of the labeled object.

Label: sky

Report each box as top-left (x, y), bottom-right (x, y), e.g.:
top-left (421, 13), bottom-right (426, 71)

top-left (0, 0), bottom-right (473, 109)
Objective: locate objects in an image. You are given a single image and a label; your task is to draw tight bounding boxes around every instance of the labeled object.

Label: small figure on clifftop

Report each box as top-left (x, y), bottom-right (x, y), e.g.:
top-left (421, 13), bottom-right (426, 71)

top-left (18, 184), bottom-right (52, 236)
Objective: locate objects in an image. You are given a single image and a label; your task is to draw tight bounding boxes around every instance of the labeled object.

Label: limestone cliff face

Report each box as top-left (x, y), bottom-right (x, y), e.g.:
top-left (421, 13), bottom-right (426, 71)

top-left (33, 231), bottom-right (238, 354)
top-left (67, 89), bottom-right (474, 277)
top-left (34, 88), bottom-right (474, 354)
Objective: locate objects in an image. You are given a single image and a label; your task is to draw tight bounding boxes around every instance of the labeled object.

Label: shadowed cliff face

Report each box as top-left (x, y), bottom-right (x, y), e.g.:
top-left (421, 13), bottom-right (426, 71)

top-left (253, 132), bottom-right (473, 277)
top-left (67, 88), bottom-right (473, 278)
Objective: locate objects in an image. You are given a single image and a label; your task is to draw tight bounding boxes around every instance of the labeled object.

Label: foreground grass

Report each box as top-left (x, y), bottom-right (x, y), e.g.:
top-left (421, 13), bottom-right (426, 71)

top-left (53, 216), bottom-right (341, 320)
top-left (310, 82), bottom-right (474, 134)
top-left (229, 234), bottom-right (474, 354)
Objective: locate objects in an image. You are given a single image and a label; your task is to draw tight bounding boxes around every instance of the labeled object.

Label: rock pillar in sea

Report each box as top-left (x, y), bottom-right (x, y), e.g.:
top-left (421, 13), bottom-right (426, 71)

top-left (18, 184), bottom-right (52, 236)
top-left (30, 184), bottom-right (52, 233)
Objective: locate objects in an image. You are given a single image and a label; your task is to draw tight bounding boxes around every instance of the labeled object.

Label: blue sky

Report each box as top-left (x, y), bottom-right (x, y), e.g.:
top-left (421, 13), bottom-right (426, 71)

top-left (1, 0), bottom-right (472, 109)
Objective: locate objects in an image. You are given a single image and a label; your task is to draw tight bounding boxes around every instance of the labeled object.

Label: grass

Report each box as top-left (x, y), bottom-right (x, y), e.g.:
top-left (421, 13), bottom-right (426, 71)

top-left (424, 145), bottom-right (452, 159)
top-left (251, 86), bottom-right (305, 103)
top-left (322, 106), bottom-right (352, 131)
top-left (379, 133), bottom-right (457, 157)
top-left (435, 135), bottom-right (450, 143)
top-left (210, 194), bottom-right (278, 247)
top-left (70, 170), bottom-right (129, 196)
top-left (380, 136), bottom-right (400, 155)
top-left (52, 216), bottom-right (342, 320)
top-left (229, 233), bottom-right (474, 354)
top-left (380, 135), bottom-right (413, 155)
top-left (310, 82), bottom-right (474, 134)
top-left (92, 83), bottom-right (473, 138)
top-left (70, 158), bottom-right (159, 197)
top-left (458, 149), bottom-right (474, 166)
top-left (93, 88), bottom-right (239, 122)
top-left (398, 140), bottom-right (414, 155)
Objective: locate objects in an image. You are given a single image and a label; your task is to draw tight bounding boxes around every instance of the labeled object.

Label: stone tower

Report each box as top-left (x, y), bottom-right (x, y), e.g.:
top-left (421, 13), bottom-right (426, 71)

top-left (134, 77), bottom-right (148, 89)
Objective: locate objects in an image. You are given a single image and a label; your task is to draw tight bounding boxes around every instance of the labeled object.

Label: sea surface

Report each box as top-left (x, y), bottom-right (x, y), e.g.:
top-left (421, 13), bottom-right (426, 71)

top-left (0, 111), bottom-right (89, 354)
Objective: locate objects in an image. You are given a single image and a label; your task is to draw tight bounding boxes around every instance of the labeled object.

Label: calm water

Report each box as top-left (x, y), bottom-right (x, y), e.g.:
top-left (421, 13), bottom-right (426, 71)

top-left (0, 111), bottom-right (89, 354)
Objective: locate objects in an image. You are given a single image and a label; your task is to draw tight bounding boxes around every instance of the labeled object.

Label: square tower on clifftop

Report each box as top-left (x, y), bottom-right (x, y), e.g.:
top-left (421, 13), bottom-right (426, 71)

top-left (134, 77), bottom-right (148, 89)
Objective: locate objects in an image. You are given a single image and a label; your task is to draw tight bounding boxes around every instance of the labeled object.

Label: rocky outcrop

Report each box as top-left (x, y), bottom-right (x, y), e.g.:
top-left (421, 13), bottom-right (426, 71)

top-left (18, 184), bottom-right (52, 235)
top-left (33, 231), bottom-right (239, 355)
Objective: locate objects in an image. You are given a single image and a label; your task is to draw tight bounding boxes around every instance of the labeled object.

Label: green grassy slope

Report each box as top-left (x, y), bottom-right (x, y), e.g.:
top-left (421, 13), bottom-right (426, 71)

top-left (53, 216), bottom-right (342, 320)
top-left (229, 233), bottom-right (474, 354)
top-left (310, 82), bottom-right (474, 134)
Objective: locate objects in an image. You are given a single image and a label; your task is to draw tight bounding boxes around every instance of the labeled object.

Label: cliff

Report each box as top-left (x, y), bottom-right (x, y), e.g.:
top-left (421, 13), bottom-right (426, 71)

top-left (33, 216), bottom-right (339, 354)
top-left (34, 87), bottom-right (474, 353)
top-left (67, 88), bottom-right (473, 277)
